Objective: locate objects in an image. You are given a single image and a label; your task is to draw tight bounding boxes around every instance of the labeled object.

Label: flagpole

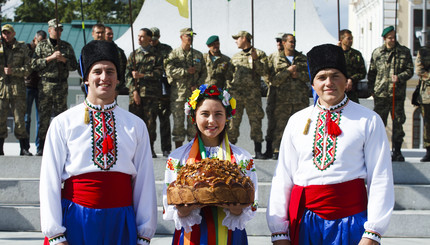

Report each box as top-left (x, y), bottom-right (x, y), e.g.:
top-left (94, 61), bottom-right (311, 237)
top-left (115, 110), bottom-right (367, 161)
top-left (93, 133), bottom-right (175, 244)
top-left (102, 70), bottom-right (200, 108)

top-left (293, 0), bottom-right (296, 36)
top-left (80, 0), bottom-right (86, 45)
top-left (128, 0), bottom-right (137, 88)
top-left (337, 0), bottom-right (340, 41)
top-left (190, 0), bottom-right (194, 67)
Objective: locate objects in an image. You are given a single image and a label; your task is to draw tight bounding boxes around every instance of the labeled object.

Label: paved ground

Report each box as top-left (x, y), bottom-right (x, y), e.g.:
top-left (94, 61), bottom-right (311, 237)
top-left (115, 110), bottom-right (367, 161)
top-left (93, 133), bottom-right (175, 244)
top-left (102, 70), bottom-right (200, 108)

top-left (0, 232), bottom-right (430, 245)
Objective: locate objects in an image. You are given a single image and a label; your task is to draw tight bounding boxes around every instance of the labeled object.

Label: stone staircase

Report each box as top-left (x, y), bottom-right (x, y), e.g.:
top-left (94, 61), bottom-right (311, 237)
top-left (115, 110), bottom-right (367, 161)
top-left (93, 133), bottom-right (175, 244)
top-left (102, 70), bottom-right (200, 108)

top-left (1, 153), bottom-right (430, 237)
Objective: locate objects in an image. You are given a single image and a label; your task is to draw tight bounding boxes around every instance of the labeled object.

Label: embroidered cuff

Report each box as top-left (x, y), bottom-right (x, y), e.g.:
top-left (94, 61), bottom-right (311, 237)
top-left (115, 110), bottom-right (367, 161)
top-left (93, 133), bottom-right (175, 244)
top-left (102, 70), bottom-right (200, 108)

top-left (48, 234), bottom-right (67, 245)
top-left (362, 230), bottom-right (381, 244)
top-left (271, 232), bottom-right (290, 242)
top-left (222, 206), bottom-right (254, 231)
top-left (137, 236), bottom-right (151, 245)
top-left (173, 208), bottom-right (202, 233)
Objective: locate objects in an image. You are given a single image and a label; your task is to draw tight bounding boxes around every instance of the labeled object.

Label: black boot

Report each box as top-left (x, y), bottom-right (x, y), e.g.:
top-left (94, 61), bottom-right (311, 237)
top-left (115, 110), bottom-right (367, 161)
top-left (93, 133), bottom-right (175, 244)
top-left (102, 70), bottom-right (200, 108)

top-left (19, 139), bottom-right (33, 156)
top-left (0, 138), bottom-right (4, 155)
top-left (254, 142), bottom-right (267, 159)
top-left (392, 142), bottom-right (405, 162)
top-left (421, 147), bottom-right (430, 162)
top-left (272, 152), bottom-right (279, 160)
top-left (263, 141), bottom-right (273, 159)
top-left (36, 139), bottom-right (44, 156)
top-left (151, 144), bottom-right (157, 158)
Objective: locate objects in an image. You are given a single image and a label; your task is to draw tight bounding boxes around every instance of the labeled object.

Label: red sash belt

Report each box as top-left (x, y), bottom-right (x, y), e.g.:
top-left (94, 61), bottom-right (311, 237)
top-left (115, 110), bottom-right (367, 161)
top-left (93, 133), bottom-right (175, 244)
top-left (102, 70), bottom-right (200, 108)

top-left (62, 172), bottom-right (133, 209)
top-left (288, 178), bottom-right (368, 245)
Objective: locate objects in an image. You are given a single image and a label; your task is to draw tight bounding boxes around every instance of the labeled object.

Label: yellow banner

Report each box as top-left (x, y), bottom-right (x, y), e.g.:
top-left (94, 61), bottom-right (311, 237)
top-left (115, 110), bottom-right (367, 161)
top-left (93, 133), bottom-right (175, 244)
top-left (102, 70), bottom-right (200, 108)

top-left (166, 0), bottom-right (189, 18)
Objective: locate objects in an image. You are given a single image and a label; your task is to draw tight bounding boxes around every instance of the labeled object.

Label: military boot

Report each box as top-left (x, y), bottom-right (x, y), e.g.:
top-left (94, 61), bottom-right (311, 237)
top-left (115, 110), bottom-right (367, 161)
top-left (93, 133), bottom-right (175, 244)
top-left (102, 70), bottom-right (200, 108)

top-left (0, 138), bottom-right (4, 155)
top-left (391, 142), bottom-right (405, 162)
top-left (421, 147), bottom-right (430, 162)
top-left (19, 139), bottom-right (33, 156)
top-left (254, 142), bottom-right (267, 159)
top-left (151, 144), bottom-right (157, 158)
top-left (36, 139), bottom-right (44, 156)
top-left (263, 141), bottom-right (273, 159)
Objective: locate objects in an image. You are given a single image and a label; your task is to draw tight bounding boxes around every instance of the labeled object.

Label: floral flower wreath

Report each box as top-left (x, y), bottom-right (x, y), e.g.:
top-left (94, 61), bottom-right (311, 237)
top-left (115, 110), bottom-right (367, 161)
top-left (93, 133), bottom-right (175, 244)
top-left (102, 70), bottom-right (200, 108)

top-left (185, 84), bottom-right (236, 122)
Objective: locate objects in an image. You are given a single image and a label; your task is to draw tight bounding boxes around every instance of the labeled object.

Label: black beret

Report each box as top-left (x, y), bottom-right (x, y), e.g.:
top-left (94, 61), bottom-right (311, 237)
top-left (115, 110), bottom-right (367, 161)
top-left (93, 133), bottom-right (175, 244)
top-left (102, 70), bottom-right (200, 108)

top-left (80, 40), bottom-right (120, 80)
top-left (307, 44), bottom-right (348, 84)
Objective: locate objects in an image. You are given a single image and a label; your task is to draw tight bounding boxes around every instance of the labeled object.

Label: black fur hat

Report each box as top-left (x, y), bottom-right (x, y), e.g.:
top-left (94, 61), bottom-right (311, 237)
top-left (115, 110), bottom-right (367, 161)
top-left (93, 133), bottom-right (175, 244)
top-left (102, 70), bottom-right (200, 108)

top-left (307, 44), bottom-right (347, 84)
top-left (80, 40), bottom-right (120, 80)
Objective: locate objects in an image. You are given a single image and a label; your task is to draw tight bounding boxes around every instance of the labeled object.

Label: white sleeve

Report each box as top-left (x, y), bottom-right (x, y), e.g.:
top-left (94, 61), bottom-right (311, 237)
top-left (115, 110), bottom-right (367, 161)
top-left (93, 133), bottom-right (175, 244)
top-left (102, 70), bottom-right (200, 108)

top-left (39, 117), bottom-right (68, 241)
top-left (132, 122), bottom-right (157, 243)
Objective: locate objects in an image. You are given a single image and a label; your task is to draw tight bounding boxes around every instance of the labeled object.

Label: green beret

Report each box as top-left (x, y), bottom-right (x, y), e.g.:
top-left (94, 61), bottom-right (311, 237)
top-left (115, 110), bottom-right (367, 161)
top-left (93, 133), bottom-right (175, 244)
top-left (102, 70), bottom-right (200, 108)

top-left (206, 35), bottom-right (219, 45)
top-left (382, 26), bottom-right (395, 37)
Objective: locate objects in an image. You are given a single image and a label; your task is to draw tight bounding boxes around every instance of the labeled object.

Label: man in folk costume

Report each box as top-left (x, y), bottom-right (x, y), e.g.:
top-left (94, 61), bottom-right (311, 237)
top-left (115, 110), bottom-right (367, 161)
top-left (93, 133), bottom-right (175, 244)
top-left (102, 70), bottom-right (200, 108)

top-left (39, 40), bottom-right (157, 245)
top-left (266, 44), bottom-right (394, 245)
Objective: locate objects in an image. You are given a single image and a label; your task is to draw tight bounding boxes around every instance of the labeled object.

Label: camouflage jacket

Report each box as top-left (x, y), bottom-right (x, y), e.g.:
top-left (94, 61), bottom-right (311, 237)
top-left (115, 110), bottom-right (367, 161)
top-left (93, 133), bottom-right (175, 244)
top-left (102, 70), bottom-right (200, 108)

top-left (0, 39), bottom-right (31, 98)
top-left (125, 46), bottom-right (164, 98)
top-left (164, 47), bottom-right (207, 101)
top-left (227, 47), bottom-right (268, 96)
top-left (268, 50), bottom-right (309, 104)
top-left (368, 42), bottom-right (414, 98)
top-left (153, 42), bottom-right (173, 60)
top-left (203, 51), bottom-right (232, 89)
top-left (31, 38), bottom-right (77, 81)
top-left (415, 46), bottom-right (430, 104)
top-left (114, 43), bottom-right (128, 94)
top-left (344, 48), bottom-right (367, 87)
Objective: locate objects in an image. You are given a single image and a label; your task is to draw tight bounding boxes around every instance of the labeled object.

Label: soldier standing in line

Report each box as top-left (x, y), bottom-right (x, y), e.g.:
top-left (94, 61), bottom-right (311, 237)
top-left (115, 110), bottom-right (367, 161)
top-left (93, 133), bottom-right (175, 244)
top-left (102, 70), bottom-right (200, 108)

top-left (268, 34), bottom-right (309, 160)
top-left (368, 26), bottom-right (414, 162)
top-left (164, 28), bottom-right (207, 149)
top-left (264, 32), bottom-right (286, 159)
top-left (91, 23), bottom-right (105, 41)
top-left (415, 45), bottom-right (430, 162)
top-left (126, 28), bottom-right (163, 158)
top-left (203, 35), bottom-right (232, 89)
top-left (150, 27), bottom-right (172, 157)
top-left (228, 31), bottom-right (268, 159)
top-left (31, 19), bottom-right (78, 156)
top-left (339, 29), bottom-right (367, 103)
top-left (105, 26), bottom-right (128, 95)
top-left (0, 24), bottom-right (32, 156)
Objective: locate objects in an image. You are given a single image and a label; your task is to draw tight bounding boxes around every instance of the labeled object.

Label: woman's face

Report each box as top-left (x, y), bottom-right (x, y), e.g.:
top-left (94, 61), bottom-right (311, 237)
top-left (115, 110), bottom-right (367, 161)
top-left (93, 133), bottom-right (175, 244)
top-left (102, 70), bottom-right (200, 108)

top-left (195, 99), bottom-right (227, 146)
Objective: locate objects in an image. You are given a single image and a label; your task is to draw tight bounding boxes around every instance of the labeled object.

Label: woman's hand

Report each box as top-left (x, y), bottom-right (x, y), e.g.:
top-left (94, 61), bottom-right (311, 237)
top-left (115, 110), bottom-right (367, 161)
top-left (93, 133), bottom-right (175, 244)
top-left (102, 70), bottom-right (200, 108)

top-left (217, 203), bottom-right (251, 216)
top-left (176, 204), bottom-right (203, 217)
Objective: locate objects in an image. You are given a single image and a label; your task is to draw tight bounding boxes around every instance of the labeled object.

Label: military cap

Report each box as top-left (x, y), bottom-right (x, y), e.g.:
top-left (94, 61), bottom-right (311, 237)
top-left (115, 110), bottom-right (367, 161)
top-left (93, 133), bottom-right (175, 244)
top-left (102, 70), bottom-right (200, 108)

top-left (307, 44), bottom-right (348, 84)
top-left (1, 24), bottom-right (15, 33)
top-left (381, 26), bottom-right (395, 37)
top-left (151, 27), bottom-right (160, 40)
top-left (206, 35), bottom-right (219, 45)
top-left (275, 32), bottom-right (286, 40)
top-left (180, 27), bottom-right (196, 36)
top-left (232, 31), bottom-right (252, 41)
top-left (80, 40), bottom-right (120, 80)
top-left (48, 19), bottom-right (63, 28)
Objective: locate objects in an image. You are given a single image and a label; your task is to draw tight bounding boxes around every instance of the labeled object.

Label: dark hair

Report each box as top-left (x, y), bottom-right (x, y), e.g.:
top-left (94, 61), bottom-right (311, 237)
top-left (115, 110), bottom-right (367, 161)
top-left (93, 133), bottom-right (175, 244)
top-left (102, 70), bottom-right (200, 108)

top-left (339, 29), bottom-right (352, 40)
top-left (282, 33), bottom-right (295, 42)
top-left (36, 30), bottom-right (47, 39)
top-left (92, 23), bottom-right (105, 32)
top-left (140, 28), bottom-right (153, 38)
top-left (105, 26), bottom-right (112, 31)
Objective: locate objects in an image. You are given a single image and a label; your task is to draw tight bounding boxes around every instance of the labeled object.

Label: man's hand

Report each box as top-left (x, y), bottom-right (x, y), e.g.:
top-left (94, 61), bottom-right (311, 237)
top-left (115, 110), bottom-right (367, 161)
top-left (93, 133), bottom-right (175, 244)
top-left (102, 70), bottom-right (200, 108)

top-left (176, 204), bottom-right (203, 217)
top-left (346, 78), bottom-right (353, 92)
top-left (358, 237), bottom-right (379, 245)
top-left (3, 67), bottom-right (11, 75)
top-left (187, 66), bottom-right (196, 75)
top-left (217, 203), bottom-right (250, 216)
top-left (133, 90), bottom-right (141, 105)
top-left (251, 48), bottom-right (258, 60)
top-left (273, 240), bottom-right (291, 245)
top-left (47, 51), bottom-right (65, 63)
top-left (392, 75), bottom-right (399, 84)
top-left (287, 65), bottom-right (297, 78)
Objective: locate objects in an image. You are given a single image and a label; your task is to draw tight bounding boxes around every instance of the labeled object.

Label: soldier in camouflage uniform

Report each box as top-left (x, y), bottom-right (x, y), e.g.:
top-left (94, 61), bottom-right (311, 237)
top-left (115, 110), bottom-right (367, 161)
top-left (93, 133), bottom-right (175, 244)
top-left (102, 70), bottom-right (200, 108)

top-left (126, 28), bottom-right (163, 158)
top-left (150, 27), bottom-right (173, 157)
top-left (203, 35), bottom-right (232, 89)
top-left (268, 34), bottom-right (310, 160)
top-left (31, 19), bottom-right (78, 156)
top-left (415, 46), bottom-right (430, 162)
top-left (164, 28), bottom-right (207, 148)
top-left (0, 24), bottom-right (32, 156)
top-left (105, 26), bottom-right (128, 95)
top-left (227, 31), bottom-right (268, 159)
top-left (368, 26), bottom-right (414, 162)
top-left (339, 29), bottom-right (367, 103)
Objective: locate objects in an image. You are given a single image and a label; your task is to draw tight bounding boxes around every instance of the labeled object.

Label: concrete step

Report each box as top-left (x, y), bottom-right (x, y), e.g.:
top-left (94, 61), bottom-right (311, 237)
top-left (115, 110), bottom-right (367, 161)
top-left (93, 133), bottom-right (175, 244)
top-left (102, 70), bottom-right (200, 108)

top-left (1, 156), bottom-right (430, 184)
top-left (1, 205), bottom-right (429, 237)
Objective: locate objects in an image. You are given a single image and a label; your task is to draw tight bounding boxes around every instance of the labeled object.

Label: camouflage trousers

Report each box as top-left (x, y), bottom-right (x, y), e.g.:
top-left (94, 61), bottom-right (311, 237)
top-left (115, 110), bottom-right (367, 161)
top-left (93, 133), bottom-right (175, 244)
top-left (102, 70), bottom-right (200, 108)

top-left (157, 96), bottom-right (172, 151)
top-left (171, 100), bottom-right (196, 142)
top-left (129, 97), bottom-right (159, 146)
top-left (265, 86), bottom-right (276, 142)
top-left (228, 94), bottom-right (264, 144)
top-left (38, 81), bottom-right (68, 143)
top-left (421, 104), bottom-right (430, 147)
top-left (0, 95), bottom-right (28, 139)
top-left (374, 96), bottom-right (406, 144)
top-left (272, 103), bottom-right (307, 152)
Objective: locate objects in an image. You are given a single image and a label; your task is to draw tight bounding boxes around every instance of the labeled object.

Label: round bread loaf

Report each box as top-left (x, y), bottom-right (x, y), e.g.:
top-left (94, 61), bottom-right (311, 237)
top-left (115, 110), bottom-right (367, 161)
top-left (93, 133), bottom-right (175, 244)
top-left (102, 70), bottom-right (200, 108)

top-left (167, 158), bottom-right (255, 205)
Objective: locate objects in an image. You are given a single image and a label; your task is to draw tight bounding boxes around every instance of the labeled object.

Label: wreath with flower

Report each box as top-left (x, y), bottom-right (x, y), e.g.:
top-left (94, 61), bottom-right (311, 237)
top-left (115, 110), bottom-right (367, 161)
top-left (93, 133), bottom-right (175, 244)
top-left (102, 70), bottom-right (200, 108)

top-left (185, 84), bottom-right (236, 122)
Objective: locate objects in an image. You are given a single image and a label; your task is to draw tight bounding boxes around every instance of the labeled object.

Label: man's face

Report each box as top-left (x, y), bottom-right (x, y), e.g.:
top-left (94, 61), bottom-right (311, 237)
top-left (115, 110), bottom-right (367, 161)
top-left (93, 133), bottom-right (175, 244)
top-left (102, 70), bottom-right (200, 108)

top-left (1, 30), bottom-right (15, 43)
top-left (282, 35), bottom-right (296, 53)
top-left (341, 33), bottom-right (353, 49)
top-left (138, 30), bottom-right (151, 47)
top-left (180, 34), bottom-right (193, 46)
top-left (92, 27), bottom-right (105, 41)
top-left (48, 27), bottom-right (62, 39)
top-left (34, 34), bottom-right (44, 46)
top-left (105, 28), bottom-right (114, 42)
top-left (208, 41), bottom-right (220, 54)
top-left (384, 31), bottom-right (396, 48)
top-left (276, 38), bottom-right (283, 51)
top-left (85, 60), bottom-right (118, 103)
top-left (312, 68), bottom-right (347, 108)
top-left (150, 38), bottom-right (159, 46)
top-left (235, 36), bottom-right (248, 49)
